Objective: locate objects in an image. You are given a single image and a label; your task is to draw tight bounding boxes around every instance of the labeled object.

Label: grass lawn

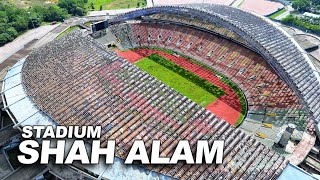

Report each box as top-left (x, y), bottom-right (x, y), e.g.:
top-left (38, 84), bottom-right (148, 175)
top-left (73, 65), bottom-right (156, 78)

top-left (136, 56), bottom-right (222, 107)
top-left (86, 0), bottom-right (146, 10)
top-left (56, 26), bottom-right (79, 39)
top-left (269, 9), bottom-right (286, 19)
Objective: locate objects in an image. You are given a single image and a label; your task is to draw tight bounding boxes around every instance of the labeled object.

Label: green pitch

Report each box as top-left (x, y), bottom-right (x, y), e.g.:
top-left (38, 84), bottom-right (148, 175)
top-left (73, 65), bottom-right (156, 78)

top-left (136, 54), bottom-right (224, 107)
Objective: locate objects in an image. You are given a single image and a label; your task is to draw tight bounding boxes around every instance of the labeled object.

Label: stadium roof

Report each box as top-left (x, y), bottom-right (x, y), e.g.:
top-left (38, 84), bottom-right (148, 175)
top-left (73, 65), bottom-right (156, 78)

top-left (13, 29), bottom-right (289, 179)
top-left (110, 4), bottom-right (320, 125)
top-left (1, 58), bottom-right (171, 180)
top-left (2, 4), bottom-right (320, 179)
top-left (1, 58), bottom-right (54, 128)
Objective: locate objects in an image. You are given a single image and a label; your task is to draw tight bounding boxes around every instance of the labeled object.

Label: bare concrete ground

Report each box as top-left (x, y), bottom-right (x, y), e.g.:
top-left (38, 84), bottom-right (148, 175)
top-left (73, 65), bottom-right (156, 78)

top-left (311, 50), bottom-right (320, 63)
top-left (29, 24), bottom-right (70, 50)
top-left (293, 34), bottom-right (320, 69)
top-left (239, 0), bottom-right (284, 16)
top-left (295, 34), bottom-right (320, 46)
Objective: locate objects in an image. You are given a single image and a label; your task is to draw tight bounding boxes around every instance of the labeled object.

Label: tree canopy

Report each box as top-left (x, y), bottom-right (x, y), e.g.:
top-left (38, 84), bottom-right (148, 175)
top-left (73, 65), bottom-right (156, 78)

top-left (0, 0), bottom-right (87, 46)
top-left (292, 0), bottom-right (320, 12)
top-left (58, 0), bottom-right (87, 16)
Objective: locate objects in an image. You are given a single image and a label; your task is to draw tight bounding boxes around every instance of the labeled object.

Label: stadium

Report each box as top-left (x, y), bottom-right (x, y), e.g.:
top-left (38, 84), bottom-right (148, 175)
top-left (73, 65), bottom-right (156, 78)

top-left (1, 3), bottom-right (320, 179)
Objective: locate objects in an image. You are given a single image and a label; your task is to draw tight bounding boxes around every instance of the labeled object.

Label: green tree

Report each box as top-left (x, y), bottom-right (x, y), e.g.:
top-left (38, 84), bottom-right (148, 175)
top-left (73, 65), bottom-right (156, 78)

top-left (91, 3), bottom-right (94, 10)
top-left (100, 5), bottom-right (102, 11)
top-left (292, 0), bottom-right (311, 12)
top-left (0, 11), bottom-right (8, 24)
top-left (45, 5), bottom-right (69, 22)
top-left (312, 0), bottom-right (320, 5)
top-left (58, 0), bottom-right (86, 16)
top-left (0, 0), bottom-right (87, 46)
top-left (13, 16), bottom-right (29, 32)
top-left (0, 33), bottom-right (12, 46)
top-left (75, 7), bottom-right (85, 16)
top-left (31, 6), bottom-right (47, 21)
top-left (6, 27), bottom-right (18, 37)
top-left (28, 17), bottom-right (41, 28)
top-left (282, 14), bottom-right (320, 32)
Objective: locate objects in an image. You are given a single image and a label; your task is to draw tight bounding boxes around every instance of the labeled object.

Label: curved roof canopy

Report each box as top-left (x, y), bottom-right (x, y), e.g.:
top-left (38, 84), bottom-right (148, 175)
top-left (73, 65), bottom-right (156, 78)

top-left (2, 4), bottom-right (318, 179)
top-left (110, 4), bottom-right (320, 124)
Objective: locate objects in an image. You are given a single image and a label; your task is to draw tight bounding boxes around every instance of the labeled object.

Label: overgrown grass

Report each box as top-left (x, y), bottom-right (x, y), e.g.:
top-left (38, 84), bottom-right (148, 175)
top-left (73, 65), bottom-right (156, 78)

top-left (86, 0), bottom-right (146, 10)
top-left (269, 9), bottom-right (286, 19)
top-left (136, 55), bottom-right (224, 107)
top-left (85, 21), bottom-right (92, 27)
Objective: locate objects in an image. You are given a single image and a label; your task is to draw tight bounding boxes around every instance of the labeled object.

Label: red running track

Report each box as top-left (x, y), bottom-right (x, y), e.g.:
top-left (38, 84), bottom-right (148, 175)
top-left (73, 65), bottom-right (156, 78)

top-left (116, 49), bottom-right (242, 125)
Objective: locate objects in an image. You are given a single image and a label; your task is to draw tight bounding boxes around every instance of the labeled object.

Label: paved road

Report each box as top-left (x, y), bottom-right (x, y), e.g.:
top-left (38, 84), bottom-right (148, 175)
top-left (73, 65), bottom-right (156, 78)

top-left (29, 23), bottom-right (70, 49)
top-left (275, 10), bottom-right (290, 20)
top-left (275, 5), bottom-right (293, 20)
top-left (0, 15), bottom-right (107, 63)
top-left (0, 25), bottom-right (58, 63)
top-left (31, 16), bottom-right (106, 49)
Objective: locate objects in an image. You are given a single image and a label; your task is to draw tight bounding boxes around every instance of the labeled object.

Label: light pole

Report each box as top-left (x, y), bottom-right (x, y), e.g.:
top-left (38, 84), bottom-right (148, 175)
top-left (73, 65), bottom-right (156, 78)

top-left (28, 12), bottom-right (35, 29)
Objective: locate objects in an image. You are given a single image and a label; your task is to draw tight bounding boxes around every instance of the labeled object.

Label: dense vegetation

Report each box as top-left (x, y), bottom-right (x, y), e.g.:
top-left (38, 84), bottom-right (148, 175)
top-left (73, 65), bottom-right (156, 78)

top-left (58, 0), bottom-right (87, 16)
top-left (0, 0), bottom-right (87, 46)
top-left (0, 0), bottom-right (148, 46)
top-left (282, 14), bottom-right (320, 33)
top-left (292, 0), bottom-right (320, 12)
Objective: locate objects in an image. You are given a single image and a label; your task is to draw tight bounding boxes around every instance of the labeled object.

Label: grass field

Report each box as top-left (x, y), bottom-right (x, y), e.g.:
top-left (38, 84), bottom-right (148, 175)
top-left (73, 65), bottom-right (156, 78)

top-left (136, 55), bottom-right (223, 107)
top-left (56, 26), bottom-right (79, 39)
top-left (269, 9), bottom-right (286, 19)
top-left (86, 0), bottom-right (146, 10)
top-left (118, 48), bottom-right (247, 126)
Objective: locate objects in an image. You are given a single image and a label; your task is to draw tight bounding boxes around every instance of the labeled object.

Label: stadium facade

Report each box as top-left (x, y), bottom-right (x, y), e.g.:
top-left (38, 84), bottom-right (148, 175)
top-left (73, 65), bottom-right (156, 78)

top-left (2, 4), bottom-right (320, 179)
